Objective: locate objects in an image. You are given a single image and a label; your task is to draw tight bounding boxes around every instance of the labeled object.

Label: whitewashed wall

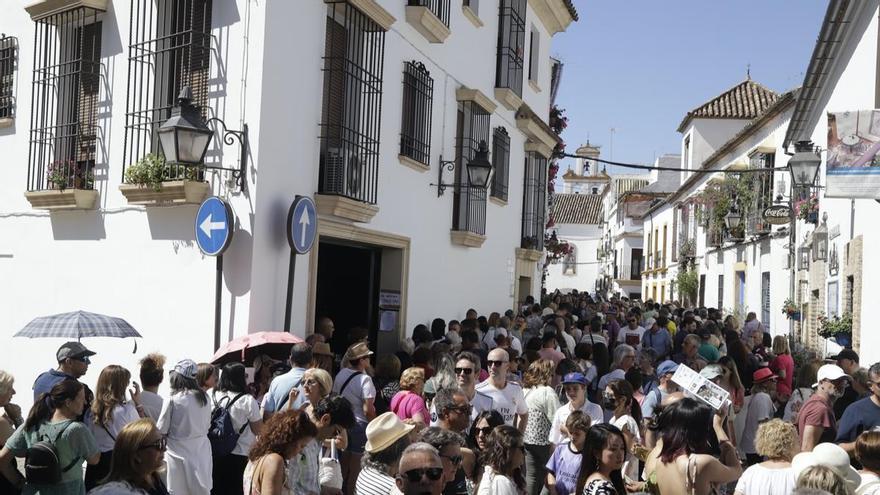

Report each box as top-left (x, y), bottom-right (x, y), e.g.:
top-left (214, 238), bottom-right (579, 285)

top-left (545, 223), bottom-right (601, 293)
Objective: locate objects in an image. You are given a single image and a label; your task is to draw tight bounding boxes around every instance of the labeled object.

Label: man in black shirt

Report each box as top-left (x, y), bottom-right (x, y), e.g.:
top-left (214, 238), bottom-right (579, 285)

top-left (833, 349), bottom-right (863, 419)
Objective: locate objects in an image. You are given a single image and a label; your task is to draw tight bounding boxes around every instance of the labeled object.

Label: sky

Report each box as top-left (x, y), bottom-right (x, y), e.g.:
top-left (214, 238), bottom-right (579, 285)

top-left (551, 0), bottom-right (830, 176)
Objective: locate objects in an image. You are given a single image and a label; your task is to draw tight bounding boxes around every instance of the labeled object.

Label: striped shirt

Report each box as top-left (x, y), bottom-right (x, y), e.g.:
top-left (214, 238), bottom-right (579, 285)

top-left (356, 466), bottom-right (396, 495)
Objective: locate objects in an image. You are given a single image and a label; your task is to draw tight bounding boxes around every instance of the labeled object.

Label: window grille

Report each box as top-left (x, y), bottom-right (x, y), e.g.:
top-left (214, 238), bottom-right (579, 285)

top-left (747, 152), bottom-right (775, 236)
top-left (452, 99), bottom-right (490, 234)
top-left (527, 26), bottom-right (539, 82)
top-left (0, 35), bottom-right (16, 120)
top-left (717, 274), bottom-right (724, 309)
top-left (521, 151), bottom-right (547, 249)
top-left (28, 8), bottom-right (103, 191)
top-left (495, 0), bottom-right (526, 96)
top-left (407, 0), bottom-right (450, 27)
top-left (400, 61), bottom-right (433, 165)
top-left (490, 126), bottom-right (510, 201)
top-left (123, 0), bottom-right (213, 177)
top-left (319, 1), bottom-right (385, 204)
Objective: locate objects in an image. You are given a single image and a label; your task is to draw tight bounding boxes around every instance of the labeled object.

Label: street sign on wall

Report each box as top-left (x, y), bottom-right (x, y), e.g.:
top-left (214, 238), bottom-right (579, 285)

top-left (762, 205), bottom-right (792, 225)
top-left (195, 197), bottom-right (234, 256)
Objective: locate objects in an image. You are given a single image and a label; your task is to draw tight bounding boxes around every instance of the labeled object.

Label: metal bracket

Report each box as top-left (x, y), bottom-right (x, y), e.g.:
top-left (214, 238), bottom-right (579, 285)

top-left (430, 157), bottom-right (458, 197)
top-left (205, 118), bottom-right (249, 192)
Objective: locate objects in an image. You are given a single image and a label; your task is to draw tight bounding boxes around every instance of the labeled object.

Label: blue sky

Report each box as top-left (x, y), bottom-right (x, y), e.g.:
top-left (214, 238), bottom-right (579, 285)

top-left (552, 0), bottom-right (830, 175)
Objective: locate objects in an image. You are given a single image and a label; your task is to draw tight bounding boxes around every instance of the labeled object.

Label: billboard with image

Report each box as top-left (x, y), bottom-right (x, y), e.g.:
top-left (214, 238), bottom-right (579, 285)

top-left (826, 110), bottom-right (880, 198)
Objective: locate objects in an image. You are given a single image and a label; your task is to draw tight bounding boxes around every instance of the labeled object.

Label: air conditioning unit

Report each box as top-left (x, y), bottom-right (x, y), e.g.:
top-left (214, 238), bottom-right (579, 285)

top-left (325, 147), bottom-right (362, 198)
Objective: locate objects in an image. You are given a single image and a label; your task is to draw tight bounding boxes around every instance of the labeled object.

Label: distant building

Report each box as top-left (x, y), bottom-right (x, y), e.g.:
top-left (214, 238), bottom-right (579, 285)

top-left (545, 193), bottom-right (603, 294)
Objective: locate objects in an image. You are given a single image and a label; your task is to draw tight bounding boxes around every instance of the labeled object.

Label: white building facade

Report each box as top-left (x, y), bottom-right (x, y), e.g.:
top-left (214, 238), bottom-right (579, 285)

top-left (545, 193), bottom-right (603, 294)
top-left (0, 0), bottom-right (577, 405)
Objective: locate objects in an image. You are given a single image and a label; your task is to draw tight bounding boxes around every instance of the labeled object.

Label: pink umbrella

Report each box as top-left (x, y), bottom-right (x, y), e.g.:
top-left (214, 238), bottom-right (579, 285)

top-left (211, 331), bottom-right (305, 365)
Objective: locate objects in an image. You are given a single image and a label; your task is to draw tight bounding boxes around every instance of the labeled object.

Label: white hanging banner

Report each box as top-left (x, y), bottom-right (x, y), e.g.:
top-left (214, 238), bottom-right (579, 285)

top-left (826, 110), bottom-right (880, 198)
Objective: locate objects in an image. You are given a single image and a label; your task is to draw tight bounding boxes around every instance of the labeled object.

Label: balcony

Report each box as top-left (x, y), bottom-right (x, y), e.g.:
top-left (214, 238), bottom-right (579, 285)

top-left (746, 209), bottom-right (772, 237)
top-left (614, 264), bottom-right (642, 282)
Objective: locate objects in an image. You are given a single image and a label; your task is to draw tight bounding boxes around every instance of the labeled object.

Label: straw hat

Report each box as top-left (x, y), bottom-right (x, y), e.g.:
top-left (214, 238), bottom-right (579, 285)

top-left (345, 341), bottom-right (373, 361)
top-left (365, 412), bottom-right (414, 453)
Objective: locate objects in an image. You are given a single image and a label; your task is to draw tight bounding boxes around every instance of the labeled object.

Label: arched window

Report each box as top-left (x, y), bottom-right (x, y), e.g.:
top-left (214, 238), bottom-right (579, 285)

top-left (563, 245), bottom-right (577, 275)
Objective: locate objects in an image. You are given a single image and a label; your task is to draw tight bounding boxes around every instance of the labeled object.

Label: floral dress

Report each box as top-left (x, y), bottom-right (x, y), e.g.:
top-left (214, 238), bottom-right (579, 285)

top-left (583, 478), bottom-right (618, 495)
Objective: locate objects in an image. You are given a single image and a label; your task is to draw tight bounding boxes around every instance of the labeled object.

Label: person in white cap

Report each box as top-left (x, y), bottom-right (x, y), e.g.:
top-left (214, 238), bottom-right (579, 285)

top-left (799, 364), bottom-right (851, 452)
top-left (157, 359), bottom-right (213, 495)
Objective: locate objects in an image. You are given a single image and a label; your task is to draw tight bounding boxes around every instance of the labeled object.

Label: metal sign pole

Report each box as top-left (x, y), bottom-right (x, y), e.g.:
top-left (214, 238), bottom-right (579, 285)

top-left (284, 196), bottom-right (318, 333)
top-left (284, 250), bottom-right (296, 332)
top-left (215, 255), bottom-right (223, 351)
top-left (195, 197), bottom-right (234, 352)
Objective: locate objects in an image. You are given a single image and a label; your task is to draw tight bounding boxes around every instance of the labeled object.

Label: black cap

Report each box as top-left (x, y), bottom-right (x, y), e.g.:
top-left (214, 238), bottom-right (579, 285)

top-left (56, 341), bottom-right (96, 362)
top-left (831, 349), bottom-right (859, 363)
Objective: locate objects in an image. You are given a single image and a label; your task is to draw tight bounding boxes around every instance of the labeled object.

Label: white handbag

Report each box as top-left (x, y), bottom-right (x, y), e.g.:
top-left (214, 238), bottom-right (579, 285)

top-left (319, 438), bottom-right (344, 490)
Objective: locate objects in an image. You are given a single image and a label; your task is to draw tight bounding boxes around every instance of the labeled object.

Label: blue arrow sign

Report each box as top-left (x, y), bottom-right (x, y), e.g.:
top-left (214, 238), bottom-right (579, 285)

top-left (195, 197), bottom-right (234, 256)
top-left (287, 196), bottom-right (318, 254)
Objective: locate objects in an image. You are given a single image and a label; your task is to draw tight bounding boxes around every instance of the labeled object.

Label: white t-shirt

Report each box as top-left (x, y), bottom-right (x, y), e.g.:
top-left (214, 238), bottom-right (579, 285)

top-left (88, 402), bottom-right (141, 452)
top-left (858, 472), bottom-right (880, 495)
top-left (139, 390), bottom-right (164, 422)
top-left (476, 466), bottom-right (519, 495)
top-left (215, 390), bottom-right (261, 456)
top-left (611, 414), bottom-right (641, 482)
top-left (475, 379), bottom-right (527, 427)
top-left (549, 399), bottom-right (604, 445)
top-left (783, 387), bottom-right (814, 422)
top-left (332, 368), bottom-right (376, 423)
top-left (740, 392), bottom-right (775, 455)
top-left (617, 326), bottom-right (645, 348)
top-left (734, 464), bottom-right (796, 495)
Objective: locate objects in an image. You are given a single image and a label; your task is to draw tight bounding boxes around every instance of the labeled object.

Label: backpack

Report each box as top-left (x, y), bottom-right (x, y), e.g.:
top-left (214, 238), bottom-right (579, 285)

top-left (208, 393), bottom-right (249, 457)
top-left (25, 421), bottom-right (79, 485)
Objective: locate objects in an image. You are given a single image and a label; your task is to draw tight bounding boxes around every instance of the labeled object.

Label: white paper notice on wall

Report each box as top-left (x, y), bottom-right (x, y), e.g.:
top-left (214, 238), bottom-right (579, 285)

top-left (379, 310), bottom-right (397, 332)
top-left (379, 290), bottom-right (401, 310)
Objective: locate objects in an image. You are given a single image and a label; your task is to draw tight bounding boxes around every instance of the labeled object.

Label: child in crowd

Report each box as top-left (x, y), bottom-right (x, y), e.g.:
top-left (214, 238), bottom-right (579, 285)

top-left (546, 411), bottom-right (590, 495)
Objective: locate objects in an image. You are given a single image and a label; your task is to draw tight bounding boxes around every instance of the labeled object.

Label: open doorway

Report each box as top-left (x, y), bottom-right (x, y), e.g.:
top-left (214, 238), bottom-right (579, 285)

top-left (315, 240), bottom-right (381, 357)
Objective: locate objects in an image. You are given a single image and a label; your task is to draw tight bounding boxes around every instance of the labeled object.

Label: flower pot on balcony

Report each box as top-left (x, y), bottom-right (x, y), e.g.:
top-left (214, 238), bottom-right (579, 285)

top-left (832, 333), bottom-right (852, 348)
top-left (806, 211), bottom-right (819, 224)
top-left (119, 180), bottom-right (210, 206)
top-left (24, 189), bottom-right (99, 210)
top-left (786, 311), bottom-right (801, 321)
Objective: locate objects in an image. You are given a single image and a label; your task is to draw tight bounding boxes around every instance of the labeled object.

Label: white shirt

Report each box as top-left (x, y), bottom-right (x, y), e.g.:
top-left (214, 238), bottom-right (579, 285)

top-left (157, 391), bottom-right (213, 495)
top-left (734, 464), bottom-right (796, 495)
top-left (617, 326), bottom-right (645, 348)
top-left (88, 402), bottom-right (141, 452)
top-left (332, 368), bottom-right (376, 423)
top-left (549, 399), bottom-right (604, 444)
top-left (858, 472), bottom-right (880, 495)
top-left (139, 390), bottom-right (163, 422)
top-left (611, 414), bottom-right (641, 482)
top-left (214, 390), bottom-right (261, 456)
top-left (476, 466), bottom-right (519, 495)
top-left (475, 379), bottom-right (527, 426)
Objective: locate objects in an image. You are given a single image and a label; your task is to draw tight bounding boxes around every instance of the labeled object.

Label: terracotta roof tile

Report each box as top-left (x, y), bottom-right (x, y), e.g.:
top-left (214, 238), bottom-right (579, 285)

top-left (677, 79), bottom-right (779, 132)
top-left (552, 193), bottom-right (603, 224)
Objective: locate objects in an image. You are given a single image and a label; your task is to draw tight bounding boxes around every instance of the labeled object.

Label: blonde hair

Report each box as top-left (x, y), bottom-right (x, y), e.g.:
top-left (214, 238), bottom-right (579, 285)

top-left (303, 368), bottom-right (332, 397)
top-left (92, 365), bottom-right (131, 427)
top-left (796, 465), bottom-right (849, 495)
top-left (522, 359), bottom-right (555, 388)
top-left (772, 335), bottom-right (790, 355)
top-left (0, 370), bottom-right (13, 398)
top-left (754, 419), bottom-right (797, 460)
top-left (104, 418), bottom-right (160, 489)
top-left (400, 367), bottom-right (425, 391)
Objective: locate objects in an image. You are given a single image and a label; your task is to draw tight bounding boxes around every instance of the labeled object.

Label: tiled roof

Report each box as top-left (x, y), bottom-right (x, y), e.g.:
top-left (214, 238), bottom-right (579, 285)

top-left (552, 193), bottom-right (603, 224)
top-left (677, 79), bottom-right (779, 132)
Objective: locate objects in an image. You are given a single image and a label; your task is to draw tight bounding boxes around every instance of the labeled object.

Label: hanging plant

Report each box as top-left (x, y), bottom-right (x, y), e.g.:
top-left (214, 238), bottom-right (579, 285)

top-left (544, 231), bottom-right (573, 266)
top-left (693, 174), bottom-right (757, 239)
top-left (817, 312), bottom-right (852, 339)
top-left (794, 195), bottom-right (819, 221)
top-left (781, 298), bottom-right (800, 320)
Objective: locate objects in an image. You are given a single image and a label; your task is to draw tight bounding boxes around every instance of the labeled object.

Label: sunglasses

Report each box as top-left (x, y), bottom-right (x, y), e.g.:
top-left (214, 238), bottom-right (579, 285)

top-left (474, 426), bottom-right (494, 436)
top-left (139, 436), bottom-right (167, 452)
top-left (71, 356), bottom-right (91, 364)
top-left (487, 360), bottom-right (508, 367)
top-left (449, 404), bottom-right (472, 415)
top-left (400, 467), bottom-right (444, 482)
top-left (454, 367), bottom-right (474, 376)
top-left (441, 454), bottom-right (463, 466)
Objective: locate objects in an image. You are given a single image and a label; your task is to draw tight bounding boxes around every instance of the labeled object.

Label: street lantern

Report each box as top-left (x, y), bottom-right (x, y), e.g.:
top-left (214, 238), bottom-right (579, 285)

top-left (724, 204), bottom-right (742, 231)
top-left (466, 140), bottom-right (492, 189)
top-left (798, 235), bottom-right (811, 271)
top-left (812, 213), bottom-right (828, 261)
top-left (789, 140), bottom-right (822, 188)
top-left (158, 87), bottom-right (213, 165)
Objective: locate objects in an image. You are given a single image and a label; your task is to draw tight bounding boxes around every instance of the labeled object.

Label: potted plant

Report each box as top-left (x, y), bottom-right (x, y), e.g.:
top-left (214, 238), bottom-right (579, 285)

top-left (794, 195), bottom-right (819, 224)
top-left (674, 268), bottom-right (699, 306)
top-left (119, 153), bottom-right (209, 205)
top-left (47, 160), bottom-right (94, 191)
top-left (24, 160), bottom-right (99, 210)
top-left (817, 312), bottom-right (853, 347)
top-left (679, 238), bottom-right (696, 260)
top-left (781, 298), bottom-right (801, 321)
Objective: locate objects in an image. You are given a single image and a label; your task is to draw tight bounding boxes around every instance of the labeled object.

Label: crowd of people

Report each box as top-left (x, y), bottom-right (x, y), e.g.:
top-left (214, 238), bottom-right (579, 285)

top-left (1, 292), bottom-right (879, 495)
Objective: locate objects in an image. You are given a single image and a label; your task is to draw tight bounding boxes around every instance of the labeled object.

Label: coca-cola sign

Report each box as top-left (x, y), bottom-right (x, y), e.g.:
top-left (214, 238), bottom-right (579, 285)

top-left (763, 205), bottom-right (792, 225)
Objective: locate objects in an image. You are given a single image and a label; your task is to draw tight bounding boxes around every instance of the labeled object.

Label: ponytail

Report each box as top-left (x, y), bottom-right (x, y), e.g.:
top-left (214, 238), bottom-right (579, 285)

top-left (25, 379), bottom-right (84, 431)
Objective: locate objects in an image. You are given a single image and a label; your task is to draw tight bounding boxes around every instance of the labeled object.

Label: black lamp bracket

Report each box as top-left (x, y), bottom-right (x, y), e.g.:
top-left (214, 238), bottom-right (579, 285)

top-left (431, 156), bottom-right (458, 197)
top-left (205, 117), bottom-right (249, 192)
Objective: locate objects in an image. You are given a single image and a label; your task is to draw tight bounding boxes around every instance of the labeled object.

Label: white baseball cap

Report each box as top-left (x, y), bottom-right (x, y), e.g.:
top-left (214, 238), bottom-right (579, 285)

top-left (812, 364), bottom-right (850, 388)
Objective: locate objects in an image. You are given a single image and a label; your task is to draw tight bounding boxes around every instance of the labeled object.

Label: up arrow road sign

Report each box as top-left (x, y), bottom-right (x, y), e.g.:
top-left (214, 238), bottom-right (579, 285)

top-left (195, 197), bottom-right (234, 256)
top-left (287, 196), bottom-right (317, 255)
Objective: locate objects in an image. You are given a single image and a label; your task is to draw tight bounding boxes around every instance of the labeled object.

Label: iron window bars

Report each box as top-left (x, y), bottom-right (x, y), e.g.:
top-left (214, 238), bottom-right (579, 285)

top-left (27, 8), bottom-right (102, 192)
top-left (496, 0), bottom-right (526, 97)
top-left (123, 0), bottom-right (213, 181)
top-left (407, 0), bottom-right (451, 27)
top-left (490, 126), bottom-right (510, 201)
top-left (452, 100), bottom-right (490, 235)
top-left (0, 35), bottom-right (16, 120)
top-left (521, 151), bottom-right (547, 250)
top-left (319, 1), bottom-right (385, 205)
top-left (746, 152), bottom-right (775, 236)
top-left (400, 61), bottom-right (433, 165)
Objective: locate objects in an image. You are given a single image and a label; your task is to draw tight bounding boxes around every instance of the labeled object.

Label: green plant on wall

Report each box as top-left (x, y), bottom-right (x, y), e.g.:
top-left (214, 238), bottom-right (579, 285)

top-left (694, 174), bottom-right (757, 239)
top-left (675, 268), bottom-right (699, 305)
top-left (125, 154), bottom-right (204, 191)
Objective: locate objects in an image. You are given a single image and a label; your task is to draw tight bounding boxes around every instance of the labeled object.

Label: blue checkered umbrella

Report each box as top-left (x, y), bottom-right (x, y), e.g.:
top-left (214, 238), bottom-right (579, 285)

top-left (15, 310), bottom-right (142, 340)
